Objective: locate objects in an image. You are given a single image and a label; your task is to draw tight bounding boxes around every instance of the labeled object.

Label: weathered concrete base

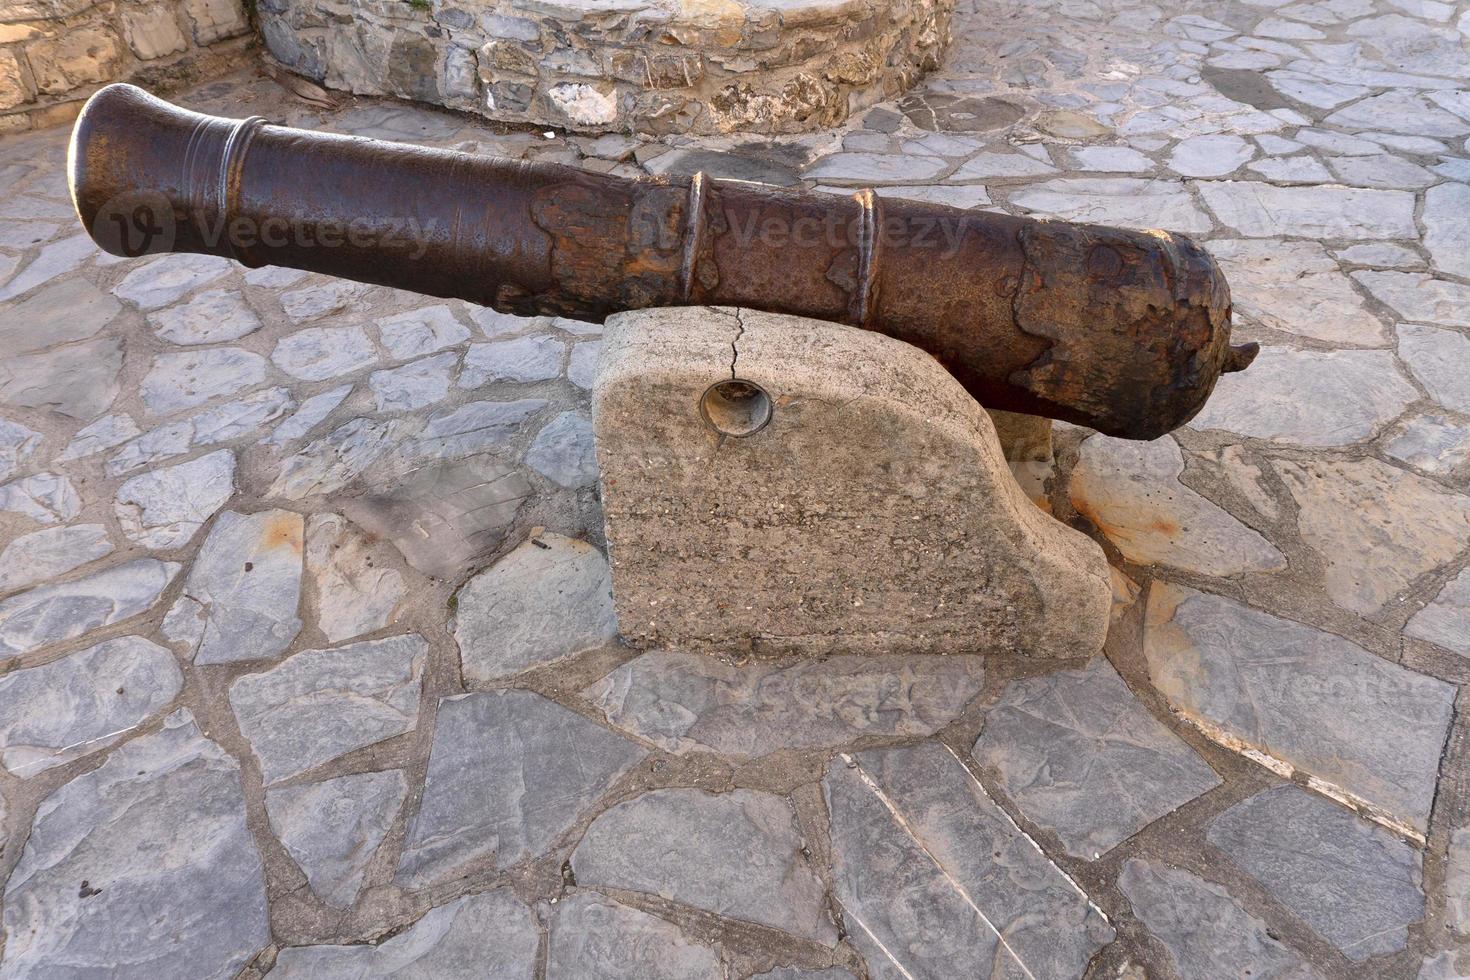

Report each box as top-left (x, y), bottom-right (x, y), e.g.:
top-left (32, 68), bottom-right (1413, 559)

top-left (592, 307), bottom-right (1111, 658)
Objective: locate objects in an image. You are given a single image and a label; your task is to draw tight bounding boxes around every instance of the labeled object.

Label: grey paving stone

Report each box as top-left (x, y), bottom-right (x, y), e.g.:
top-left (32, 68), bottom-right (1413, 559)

top-left (1247, 155), bottom-right (1333, 182)
top-left (2, 278), bottom-right (119, 354)
top-left (567, 340), bottom-right (601, 390)
top-left (179, 509), bottom-right (304, 665)
top-left (147, 289), bottom-right (262, 345)
top-left (1423, 182), bottom-right (1470, 281)
top-left (189, 387), bottom-right (295, 446)
top-left (1167, 133), bottom-right (1255, 176)
top-left (1209, 785), bottom-right (1423, 960)
top-left (398, 690), bottom-right (645, 887)
top-left (265, 769), bottom-right (408, 908)
top-left (0, 472), bottom-right (79, 525)
top-left (1189, 347), bottom-right (1415, 447)
top-left (271, 888), bottom-right (538, 978)
top-left (141, 348), bottom-right (269, 416)
top-left (0, 635), bottom-right (182, 777)
top-left (1146, 583), bottom-right (1454, 835)
top-left (973, 659), bottom-right (1219, 859)
top-left (1069, 434), bottom-right (1284, 575)
top-left (825, 743), bottom-right (1112, 978)
top-left (0, 524), bottom-right (113, 594)
top-left (751, 970), bottom-right (858, 980)
top-left (572, 787), bottom-right (835, 944)
top-left (1010, 177), bottom-right (1212, 232)
top-left (803, 152), bottom-right (947, 183)
top-left (525, 411), bottom-right (597, 488)
top-left (278, 279), bottom-right (369, 322)
top-left (1399, 323), bottom-right (1470, 416)
top-left (1384, 415), bottom-right (1470, 476)
top-left (470, 307), bottom-right (550, 338)
top-left (589, 651), bottom-right (984, 759)
top-left (459, 335), bottom-right (563, 387)
top-left (263, 384), bottom-right (352, 448)
top-left (546, 892), bottom-right (723, 980)
top-left (113, 253), bottom-right (232, 309)
top-left (269, 417), bottom-right (405, 499)
top-left (1061, 145), bottom-right (1154, 172)
top-left (1328, 153), bottom-right (1436, 189)
top-left (950, 151), bottom-right (1058, 179)
top-left (1326, 91), bottom-right (1470, 136)
top-left (453, 531), bottom-right (614, 683)
top-left (1208, 239), bottom-right (1388, 346)
top-left (114, 449), bottom-right (235, 549)
top-left (230, 634), bottom-right (425, 784)
top-left (0, 558), bottom-right (179, 660)
top-left (0, 709), bottom-right (268, 979)
top-left (0, 420), bottom-right (39, 484)
top-left (1406, 567), bottom-right (1470, 657)
top-left (306, 513), bottom-right (406, 643)
top-left (1418, 951), bottom-right (1470, 980)
top-left (1117, 859), bottom-right (1324, 980)
top-left (104, 421), bottom-right (194, 476)
top-left (1448, 825), bottom-right (1470, 936)
top-left (343, 457), bottom-right (532, 579)
top-left (0, 337), bottom-right (123, 420)
top-left (370, 352), bottom-right (457, 412)
top-left (401, 398), bottom-right (546, 462)
top-left (1274, 455), bottom-right (1470, 615)
top-left (376, 304), bottom-right (471, 358)
top-left (58, 413), bottom-right (139, 461)
top-left (1353, 272), bottom-right (1470, 328)
top-left (271, 325), bottom-right (378, 381)
top-left (0, 233), bottom-right (96, 302)
top-left (1196, 181), bottom-right (1416, 238)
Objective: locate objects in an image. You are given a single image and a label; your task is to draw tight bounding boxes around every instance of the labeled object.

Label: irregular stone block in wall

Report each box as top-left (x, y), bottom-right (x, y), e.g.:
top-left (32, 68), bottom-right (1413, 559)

top-left (1145, 583), bottom-right (1454, 836)
top-left (825, 743), bottom-right (1112, 977)
top-left (593, 307), bottom-right (1111, 658)
top-left (261, 0), bottom-right (953, 135)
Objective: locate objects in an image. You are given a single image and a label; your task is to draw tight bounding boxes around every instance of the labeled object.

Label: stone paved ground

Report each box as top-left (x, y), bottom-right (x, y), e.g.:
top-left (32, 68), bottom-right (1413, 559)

top-left (0, 0), bottom-right (1468, 975)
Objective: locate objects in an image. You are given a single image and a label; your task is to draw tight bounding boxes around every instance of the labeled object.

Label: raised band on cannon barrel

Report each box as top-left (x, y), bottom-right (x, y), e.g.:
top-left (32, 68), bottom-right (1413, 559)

top-left (67, 83), bottom-right (1254, 440)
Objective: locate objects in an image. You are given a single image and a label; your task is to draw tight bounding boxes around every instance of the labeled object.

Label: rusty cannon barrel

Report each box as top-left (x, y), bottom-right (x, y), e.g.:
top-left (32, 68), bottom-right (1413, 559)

top-left (68, 83), bottom-right (1254, 440)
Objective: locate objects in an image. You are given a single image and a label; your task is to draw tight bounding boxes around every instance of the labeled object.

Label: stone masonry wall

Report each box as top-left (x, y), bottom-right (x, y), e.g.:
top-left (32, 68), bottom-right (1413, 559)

top-left (260, 0), bottom-right (953, 135)
top-left (0, 0), bottom-right (251, 133)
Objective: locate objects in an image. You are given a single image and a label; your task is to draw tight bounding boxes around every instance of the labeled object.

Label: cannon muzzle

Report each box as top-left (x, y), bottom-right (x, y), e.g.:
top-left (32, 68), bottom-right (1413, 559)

top-left (69, 83), bottom-right (1252, 440)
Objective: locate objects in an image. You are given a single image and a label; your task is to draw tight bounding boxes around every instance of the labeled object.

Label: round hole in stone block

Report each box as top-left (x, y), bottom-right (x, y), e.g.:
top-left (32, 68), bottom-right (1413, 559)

top-left (700, 379), bottom-right (772, 437)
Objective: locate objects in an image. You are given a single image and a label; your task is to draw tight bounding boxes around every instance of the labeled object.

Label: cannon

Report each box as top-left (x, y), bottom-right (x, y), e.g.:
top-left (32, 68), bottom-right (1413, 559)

top-left (67, 83), bottom-right (1254, 440)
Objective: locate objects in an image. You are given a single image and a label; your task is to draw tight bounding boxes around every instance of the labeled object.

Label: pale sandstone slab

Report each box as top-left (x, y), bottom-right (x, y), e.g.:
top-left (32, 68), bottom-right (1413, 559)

top-left (588, 652), bottom-right (984, 758)
top-left (825, 743), bottom-right (1112, 977)
top-left (594, 308), bottom-right (1111, 657)
top-left (571, 788), bottom-right (835, 945)
top-left (305, 513), bottom-right (406, 643)
top-left (1144, 583), bottom-right (1454, 834)
top-left (1070, 435), bottom-right (1283, 576)
top-left (1273, 456), bottom-right (1470, 615)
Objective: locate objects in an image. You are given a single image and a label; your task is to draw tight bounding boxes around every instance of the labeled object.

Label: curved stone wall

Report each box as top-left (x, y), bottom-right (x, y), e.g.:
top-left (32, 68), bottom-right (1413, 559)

top-left (0, 0), bottom-right (251, 133)
top-left (260, 0), bottom-right (953, 135)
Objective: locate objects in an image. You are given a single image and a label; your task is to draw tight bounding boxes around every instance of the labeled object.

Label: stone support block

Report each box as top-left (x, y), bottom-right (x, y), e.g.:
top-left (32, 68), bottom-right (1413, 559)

top-left (591, 307), bottom-right (1111, 658)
